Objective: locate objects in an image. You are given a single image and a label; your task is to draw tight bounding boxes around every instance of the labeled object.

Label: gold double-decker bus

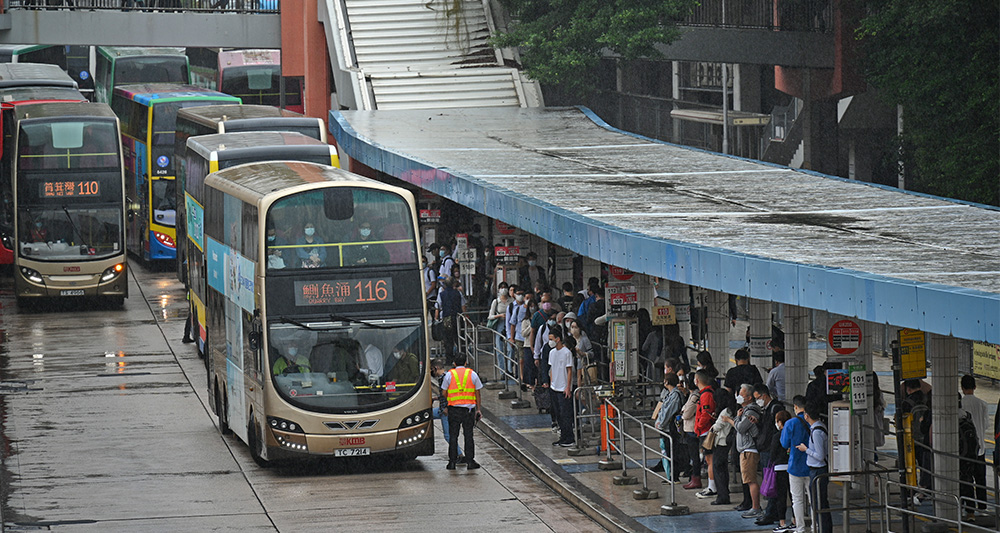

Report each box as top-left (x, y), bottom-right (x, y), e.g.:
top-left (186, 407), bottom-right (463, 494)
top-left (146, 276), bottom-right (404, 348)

top-left (12, 102), bottom-right (127, 307)
top-left (190, 160), bottom-right (432, 464)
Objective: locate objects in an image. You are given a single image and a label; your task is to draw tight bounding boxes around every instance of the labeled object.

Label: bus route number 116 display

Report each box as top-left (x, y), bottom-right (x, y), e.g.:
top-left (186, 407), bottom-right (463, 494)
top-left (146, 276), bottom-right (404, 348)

top-left (294, 277), bottom-right (393, 307)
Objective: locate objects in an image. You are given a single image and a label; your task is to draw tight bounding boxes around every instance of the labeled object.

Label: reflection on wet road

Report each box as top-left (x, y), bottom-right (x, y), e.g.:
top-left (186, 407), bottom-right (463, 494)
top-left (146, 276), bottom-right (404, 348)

top-left (0, 263), bottom-right (602, 532)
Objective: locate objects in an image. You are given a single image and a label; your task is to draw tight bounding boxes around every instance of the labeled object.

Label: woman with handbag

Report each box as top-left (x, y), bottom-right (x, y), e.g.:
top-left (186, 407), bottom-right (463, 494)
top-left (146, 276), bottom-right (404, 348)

top-left (704, 387), bottom-right (736, 504)
top-left (487, 282), bottom-right (511, 375)
top-left (766, 410), bottom-right (794, 532)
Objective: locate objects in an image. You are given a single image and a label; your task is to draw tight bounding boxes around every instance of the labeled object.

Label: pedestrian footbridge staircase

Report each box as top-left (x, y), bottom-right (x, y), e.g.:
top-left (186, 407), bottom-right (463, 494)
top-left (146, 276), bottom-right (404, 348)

top-left (320, 0), bottom-right (542, 110)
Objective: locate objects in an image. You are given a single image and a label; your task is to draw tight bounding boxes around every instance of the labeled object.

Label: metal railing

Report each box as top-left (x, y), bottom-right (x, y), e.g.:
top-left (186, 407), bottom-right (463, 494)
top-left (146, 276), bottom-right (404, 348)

top-left (682, 0), bottom-right (834, 32)
top-left (5, 0), bottom-right (278, 13)
top-left (806, 466), bottom-right (892, 533)
top-left (456, 312), bottom-right (531, 407)
top-left (602, 397), bottom-right (688, 513)
top-left (902, 437), bottom-right (1000, 531)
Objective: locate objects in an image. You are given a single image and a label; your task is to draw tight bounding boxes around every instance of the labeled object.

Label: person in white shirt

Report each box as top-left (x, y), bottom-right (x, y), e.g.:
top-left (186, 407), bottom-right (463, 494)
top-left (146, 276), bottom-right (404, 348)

top-left (548, 327), bottom-right (576, 447)
top-left (766, 350), bottom-right (786, 401)
top-left (361, 344), bottom-right (384, 382)
top-left (960, 374), bottom-right (989, 514)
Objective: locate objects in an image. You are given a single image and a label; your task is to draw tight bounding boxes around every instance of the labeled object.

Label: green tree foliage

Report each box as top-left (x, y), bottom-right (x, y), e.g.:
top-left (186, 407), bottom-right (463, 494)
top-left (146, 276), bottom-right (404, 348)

top-left (492, 0), bottom-right (698, 94)
top-left (858, 0), bottom-right (999, 206)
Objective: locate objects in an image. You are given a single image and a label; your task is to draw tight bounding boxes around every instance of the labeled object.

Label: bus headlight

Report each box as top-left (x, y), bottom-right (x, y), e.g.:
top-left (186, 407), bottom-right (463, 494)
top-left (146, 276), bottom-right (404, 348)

top-left (1, 233), bottom-right (12, 251)
top-left (267, 416), bottom-right (304, 434)
top-left (19, 267), bottom-right (43, 284)
top-left (398, 409), bottom-right (432, 429)
top-left (396, 422), bottom-right (429, 447)
top-left (101, 264), bottom-right (125, 282)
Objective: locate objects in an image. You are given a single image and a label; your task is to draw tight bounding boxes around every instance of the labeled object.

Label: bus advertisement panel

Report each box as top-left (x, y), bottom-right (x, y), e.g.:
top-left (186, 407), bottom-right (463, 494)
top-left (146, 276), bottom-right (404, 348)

top-left (191, 161), bottom-right (430, 465)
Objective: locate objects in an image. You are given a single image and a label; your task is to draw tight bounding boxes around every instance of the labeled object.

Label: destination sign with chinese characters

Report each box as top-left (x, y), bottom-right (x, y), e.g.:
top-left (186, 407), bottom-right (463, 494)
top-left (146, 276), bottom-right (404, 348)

top-left (294, 277), bottom-right (393, 307)
top-left (40, 180), bottom-right (101, 198)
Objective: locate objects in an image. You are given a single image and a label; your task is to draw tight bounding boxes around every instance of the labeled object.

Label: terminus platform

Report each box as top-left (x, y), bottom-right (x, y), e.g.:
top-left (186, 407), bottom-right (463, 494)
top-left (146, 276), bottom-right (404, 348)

top-left (330, 106), bottom-right (1000, 344)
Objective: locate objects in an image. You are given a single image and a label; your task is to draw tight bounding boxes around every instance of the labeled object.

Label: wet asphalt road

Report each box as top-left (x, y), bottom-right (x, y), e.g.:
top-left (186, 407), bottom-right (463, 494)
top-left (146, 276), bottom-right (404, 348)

top-left (0, 262), bottom-right (602, 532)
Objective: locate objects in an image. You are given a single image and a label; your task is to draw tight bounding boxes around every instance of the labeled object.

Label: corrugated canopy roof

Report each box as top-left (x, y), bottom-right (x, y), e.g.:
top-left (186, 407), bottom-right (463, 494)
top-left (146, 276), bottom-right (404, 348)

top-left (330, 106), bottom-right (1000, 342)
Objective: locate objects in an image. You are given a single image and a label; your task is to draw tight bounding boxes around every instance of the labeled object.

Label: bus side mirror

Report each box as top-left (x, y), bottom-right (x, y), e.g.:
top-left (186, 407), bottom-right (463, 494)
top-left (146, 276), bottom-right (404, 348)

top-left (249, 331), bottom-right (261, 352)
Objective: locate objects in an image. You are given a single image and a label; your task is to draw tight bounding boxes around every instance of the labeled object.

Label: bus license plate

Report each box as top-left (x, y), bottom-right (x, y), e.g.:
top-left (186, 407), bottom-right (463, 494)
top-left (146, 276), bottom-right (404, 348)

top-left (60, 290), bottom-right (85, 296)
top-left (334, 448), bottom-right (370, 457)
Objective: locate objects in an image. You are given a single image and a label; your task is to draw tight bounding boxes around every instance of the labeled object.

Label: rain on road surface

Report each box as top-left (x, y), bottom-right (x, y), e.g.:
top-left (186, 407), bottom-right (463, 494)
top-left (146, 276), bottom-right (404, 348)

top-left (0, 263), bottom-right (603, 532)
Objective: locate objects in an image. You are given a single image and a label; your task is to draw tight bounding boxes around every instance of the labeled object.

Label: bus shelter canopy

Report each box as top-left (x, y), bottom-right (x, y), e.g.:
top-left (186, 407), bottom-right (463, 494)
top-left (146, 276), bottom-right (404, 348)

top-left (330, 106), bottom-right (1000, 343)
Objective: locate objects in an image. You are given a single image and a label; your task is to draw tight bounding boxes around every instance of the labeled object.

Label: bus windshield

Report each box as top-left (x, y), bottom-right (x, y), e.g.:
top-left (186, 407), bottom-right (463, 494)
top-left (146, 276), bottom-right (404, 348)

top-left (18, 205), bottom-right (122, 260)
top-left (221, 66), bottom-right (301, 107)
top-left (267, 317), bottom-right (425, 413)
top-left (152, 101), bottom-right (223, 149)
top-left (151, 178), bottom-right (176, 227)
top-left (265, 188), bottom-right (417, 270)
top-left (17, 121), bottom-right (119, 170)
top-left (115, 57), bottom-right (188, 85)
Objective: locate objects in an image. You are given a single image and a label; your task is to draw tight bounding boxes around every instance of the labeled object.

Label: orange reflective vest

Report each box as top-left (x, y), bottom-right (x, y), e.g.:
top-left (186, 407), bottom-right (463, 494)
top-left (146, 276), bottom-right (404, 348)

top-left (446, 367), bottom-right (476, 406)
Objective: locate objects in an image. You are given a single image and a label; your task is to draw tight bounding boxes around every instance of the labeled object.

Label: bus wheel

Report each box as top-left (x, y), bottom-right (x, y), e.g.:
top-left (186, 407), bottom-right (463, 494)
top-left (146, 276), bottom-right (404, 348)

top-left (248, 419), bottom-right (270, 468)
top-left (215, 384), bottom-right (231, 435)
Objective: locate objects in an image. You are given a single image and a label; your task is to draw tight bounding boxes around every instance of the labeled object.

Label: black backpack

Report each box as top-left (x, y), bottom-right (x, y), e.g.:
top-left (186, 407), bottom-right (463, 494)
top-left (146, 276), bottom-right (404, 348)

top-left (958, 412), bottom-right (978, 459)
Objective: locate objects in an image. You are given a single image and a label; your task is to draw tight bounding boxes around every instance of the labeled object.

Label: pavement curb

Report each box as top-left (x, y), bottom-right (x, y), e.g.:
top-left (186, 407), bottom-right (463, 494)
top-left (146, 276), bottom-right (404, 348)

top-left (477, 409), bottom-right (655, 533)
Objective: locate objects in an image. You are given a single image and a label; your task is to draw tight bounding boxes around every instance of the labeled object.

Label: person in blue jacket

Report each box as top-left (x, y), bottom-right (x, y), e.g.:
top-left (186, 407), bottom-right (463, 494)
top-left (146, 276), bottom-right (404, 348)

top-left (780, 395), bottom-right (811, 533)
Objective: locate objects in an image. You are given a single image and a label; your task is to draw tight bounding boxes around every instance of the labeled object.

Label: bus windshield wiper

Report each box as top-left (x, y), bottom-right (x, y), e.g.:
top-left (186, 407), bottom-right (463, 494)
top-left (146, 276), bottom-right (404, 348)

top-left (61, 205), bottom-right (89, 251)
top-left (329, 314), bottom-right (390, 330)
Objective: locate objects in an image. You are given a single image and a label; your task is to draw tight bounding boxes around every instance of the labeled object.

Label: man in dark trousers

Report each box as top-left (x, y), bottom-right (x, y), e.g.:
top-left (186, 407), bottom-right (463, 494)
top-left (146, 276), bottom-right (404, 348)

top-left (435, 277), bottom-right (464, 364)
top-left (441, 354), bottom-right (483, 470)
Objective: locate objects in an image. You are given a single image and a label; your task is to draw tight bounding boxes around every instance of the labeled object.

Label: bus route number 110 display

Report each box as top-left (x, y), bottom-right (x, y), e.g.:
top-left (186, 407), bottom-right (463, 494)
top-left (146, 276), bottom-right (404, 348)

top-left (41, 180), bottom-right (100, 198)
top-left (294, 277), bottom-right (393, 307)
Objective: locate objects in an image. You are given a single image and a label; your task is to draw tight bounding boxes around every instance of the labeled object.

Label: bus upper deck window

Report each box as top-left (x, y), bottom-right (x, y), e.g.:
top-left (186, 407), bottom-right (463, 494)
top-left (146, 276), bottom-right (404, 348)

top-left (324, 189), bottom-right (353, 221)
top-left (247, 68), bottom-right (274, 90)
top-left (51, 122), bottom-right (84, 149)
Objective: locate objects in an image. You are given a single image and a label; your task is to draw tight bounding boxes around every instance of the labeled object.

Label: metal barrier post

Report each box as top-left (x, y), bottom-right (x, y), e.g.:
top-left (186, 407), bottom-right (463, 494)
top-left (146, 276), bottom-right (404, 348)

top-left (612, 402), bottom-right (637, 485)
top-left (661, 433), bottom-right (689, 515)
top-left (598, 400), bottom-right (621, 470)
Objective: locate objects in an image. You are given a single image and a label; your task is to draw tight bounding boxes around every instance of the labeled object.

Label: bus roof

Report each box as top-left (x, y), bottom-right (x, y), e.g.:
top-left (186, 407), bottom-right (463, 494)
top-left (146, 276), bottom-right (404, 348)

top-left (207, 161), bottom-right (381, 202)
top-left (0, 45), bottom-right (52, 55)
top-left (218, 49), bottom-right (280, 67)
top-left (0, 86), bottom-right (86, 105)
top-left (113, 83), bottom-right (240, 104)
top-left (187, 131), bottom-right (331, 158)
top-left (0, 63), bottom-right (78, 89)
top-left (98, 46), bottom-right (187, 59)
top-left (177, 103), bottom-right (303, 124)
top-left (14, 101), bottom-right (118, 121)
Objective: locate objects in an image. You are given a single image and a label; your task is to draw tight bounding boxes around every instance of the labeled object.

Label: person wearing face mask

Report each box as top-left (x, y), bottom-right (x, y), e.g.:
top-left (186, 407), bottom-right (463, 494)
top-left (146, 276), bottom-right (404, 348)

top-left (272, 345), bottom-right (312, 375)
top-left (506, 287), bottom-right (532, 390)
top-left (266, 227), bottom-right (286, 270)
top-left (487, 282), bottom-right (511, 375)
top-left (768, 409), bottom-right (793, 533)
top-left (296, 222), bottom-right (327, 268)
top-left (437, 243), bottom-right (455, 281)
top-left (517, 251), bottom-right (547, 290)
top-left (721, 383), bottom-right (764, 519)
top-left (548, 328), bottom-right (576, 447)
top-left (344, 221), bottom-right (389, 266)
top-left (386, 342), bottom-right (420, 385)
top-left (752, 384), bottom-right (785, 526)
top-left (28, 219), bottom-right (49, 243)
top-left (531, 305), bottom-right (556, 419)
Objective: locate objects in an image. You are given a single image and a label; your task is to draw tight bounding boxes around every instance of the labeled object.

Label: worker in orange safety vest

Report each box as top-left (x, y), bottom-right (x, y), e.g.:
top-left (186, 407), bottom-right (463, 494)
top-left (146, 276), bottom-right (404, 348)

top-left (441, 353), bottom-right (483, 470)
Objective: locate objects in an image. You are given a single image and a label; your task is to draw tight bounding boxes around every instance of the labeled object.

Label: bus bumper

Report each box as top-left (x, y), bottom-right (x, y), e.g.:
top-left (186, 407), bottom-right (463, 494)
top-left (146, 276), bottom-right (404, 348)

top-left (266, 420), bottom-right (434, 459)
top-left (15, 262), bottom-right (128, 299)
top-left (148, 232), bottom-right (176, 261)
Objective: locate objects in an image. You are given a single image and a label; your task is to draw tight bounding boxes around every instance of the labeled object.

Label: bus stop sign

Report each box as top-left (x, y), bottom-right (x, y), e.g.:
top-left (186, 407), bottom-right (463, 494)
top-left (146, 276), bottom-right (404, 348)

top-left (828, 319), bottom-right (862, 355)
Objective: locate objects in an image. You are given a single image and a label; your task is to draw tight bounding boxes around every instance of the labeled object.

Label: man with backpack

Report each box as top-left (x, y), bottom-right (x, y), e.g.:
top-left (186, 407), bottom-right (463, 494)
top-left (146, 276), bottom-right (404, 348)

top-left (781, 396), bottom-right (811, 533)
top-left (901, 378), bottom-right (932, 499)
top-left (753, 383), bottom-right (787, 526)
top-left (960, 375), bottom-right (989, 516)
top-left (798, 403), bottom-right (831, 533)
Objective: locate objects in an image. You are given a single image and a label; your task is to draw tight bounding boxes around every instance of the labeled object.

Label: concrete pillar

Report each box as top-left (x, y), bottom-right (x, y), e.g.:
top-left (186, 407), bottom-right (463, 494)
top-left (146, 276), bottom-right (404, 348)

top-left (784, 305), bottom-right (810, 402)
top-left (929, 334), bottom-right (959, 522)
top-left (706, 290), bottom-right (732, 376)
top-left (669, 282), bottom-right (693, 351)
top-left (749, 298), bottom-right (771, 375)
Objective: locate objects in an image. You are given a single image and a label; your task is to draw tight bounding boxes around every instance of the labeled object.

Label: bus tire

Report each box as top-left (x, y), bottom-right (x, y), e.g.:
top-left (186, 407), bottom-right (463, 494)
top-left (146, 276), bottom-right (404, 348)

top-left (248, 419), bottom-right (270, 468)
top-left (215, 383), bottom-right (231, 435)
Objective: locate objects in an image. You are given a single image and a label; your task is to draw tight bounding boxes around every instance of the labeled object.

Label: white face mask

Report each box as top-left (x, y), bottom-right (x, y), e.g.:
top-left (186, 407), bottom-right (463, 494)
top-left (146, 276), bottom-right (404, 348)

top-left (499, 291), bottom-right (506, 298)
top-left (735, 395), bottom-right (745, 404)
top-left (515, 295), bottom-right (524, 303)
top-left (756, 398), bottom-right (765, 408)
top-left (528, 260), bottom-right (536, 267)
top-left (394, 351), bottom-right (403, 360)
top-left (287, 348), bottom-right (298, 357)
top-left (776, 423), bottom-right (782, 431)
top-left (304, 227), bottom-right (316, 236)
top-left (360, 228), bottom-right (372, 238)
top-left (548, 339), bottom-right (556, 348)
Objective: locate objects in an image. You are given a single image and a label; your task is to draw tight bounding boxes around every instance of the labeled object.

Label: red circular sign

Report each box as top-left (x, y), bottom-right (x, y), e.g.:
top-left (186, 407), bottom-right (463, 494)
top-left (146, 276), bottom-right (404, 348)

top-left (828, 319), bottom-right (862, 355)
top-left (494, 220), bottom-right (514, 235)
top-left (610, 266), bottom-right (634, 281)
